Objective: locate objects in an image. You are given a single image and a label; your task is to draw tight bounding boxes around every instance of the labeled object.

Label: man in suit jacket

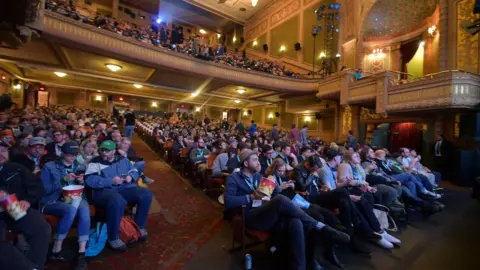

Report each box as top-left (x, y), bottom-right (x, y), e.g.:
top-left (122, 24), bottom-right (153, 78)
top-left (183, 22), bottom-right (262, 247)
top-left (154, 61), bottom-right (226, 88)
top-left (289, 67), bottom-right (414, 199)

top-left (433, 134), bottom-right (451, 180)
top-left (259, 145), bottom-right (274, 176)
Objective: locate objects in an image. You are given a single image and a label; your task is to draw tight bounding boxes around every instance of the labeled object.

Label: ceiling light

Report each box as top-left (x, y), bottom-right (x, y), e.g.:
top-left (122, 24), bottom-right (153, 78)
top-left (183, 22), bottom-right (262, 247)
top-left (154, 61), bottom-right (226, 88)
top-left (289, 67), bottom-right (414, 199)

top-left (105, 64), bottom-right (122, 72)
top-left (191, 92), bottom-right (198, 97)
top-left (305, 116), bottom-right (311, 122)
top-left (236, 88), bottom-right (246, 94)
top-left (133, 84), bottom-right (143, 89)
top-left (335, 53), bottom-right (341, 58)
top-left (95, 95), bottom-right (102, 101)
top-left (280, 45), bottom-right (286, 52)
top-left (252, 0), bottom-right (259, 7)
top-left (152, 102), bottom-right (158, 107)
top-left (195, 107), bottom-right (201, 112)
top-left (199, 29), bottom-right (207, 34)
top-left (234, 100), bottom-right (241, 103)
top-left (97, 90), bottom-right (102, 93)
top-left (217, 33), bottom-right (221, 38)
top-left (54, 72), bottom-right (67, 78)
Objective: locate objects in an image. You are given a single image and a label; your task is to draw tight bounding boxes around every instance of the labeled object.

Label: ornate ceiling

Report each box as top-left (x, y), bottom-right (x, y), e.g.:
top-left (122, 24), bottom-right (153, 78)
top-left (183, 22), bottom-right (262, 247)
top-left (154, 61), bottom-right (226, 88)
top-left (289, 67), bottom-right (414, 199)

top-left (362, 0), bottom-right (438, 38)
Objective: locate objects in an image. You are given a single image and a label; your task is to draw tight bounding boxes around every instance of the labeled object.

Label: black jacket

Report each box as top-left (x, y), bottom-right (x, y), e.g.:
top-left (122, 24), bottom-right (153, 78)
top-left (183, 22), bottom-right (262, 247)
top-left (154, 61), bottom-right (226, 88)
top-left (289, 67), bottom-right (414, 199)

top-left (0, 162), bottom-right (44, 208)
top-left (11, 153), bottom-right (53, 173)
top-left (259, 154), bottom-right (273, 176)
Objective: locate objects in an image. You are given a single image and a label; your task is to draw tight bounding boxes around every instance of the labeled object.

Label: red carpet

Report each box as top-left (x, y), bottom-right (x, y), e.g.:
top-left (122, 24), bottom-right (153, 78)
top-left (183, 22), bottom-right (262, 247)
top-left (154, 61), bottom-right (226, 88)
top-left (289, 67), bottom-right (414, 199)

top-left (47, 135), bottom-right (223, 269)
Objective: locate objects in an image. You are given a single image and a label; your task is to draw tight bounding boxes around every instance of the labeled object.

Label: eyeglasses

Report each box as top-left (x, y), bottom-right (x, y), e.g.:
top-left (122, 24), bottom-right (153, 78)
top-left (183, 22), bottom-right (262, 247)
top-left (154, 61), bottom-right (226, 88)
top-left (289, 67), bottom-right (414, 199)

top-left (99, 148), bottom-right (112, 153)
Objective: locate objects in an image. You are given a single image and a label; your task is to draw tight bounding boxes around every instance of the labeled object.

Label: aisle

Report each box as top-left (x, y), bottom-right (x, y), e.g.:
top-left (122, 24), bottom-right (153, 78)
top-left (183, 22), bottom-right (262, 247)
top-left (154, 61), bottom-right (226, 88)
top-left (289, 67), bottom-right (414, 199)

top-left (48, 133), bottom-right (224, 270)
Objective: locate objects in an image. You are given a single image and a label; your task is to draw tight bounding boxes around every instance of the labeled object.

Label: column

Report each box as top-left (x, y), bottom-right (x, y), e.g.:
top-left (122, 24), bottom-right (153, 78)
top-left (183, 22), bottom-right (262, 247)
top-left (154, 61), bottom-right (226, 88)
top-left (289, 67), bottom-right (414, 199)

top-left (298, 0), bottom-right (304, 63)
top-left (438, 0), bottom-right (449, 71)
top-left (112, 0), bottom-right (119, 19)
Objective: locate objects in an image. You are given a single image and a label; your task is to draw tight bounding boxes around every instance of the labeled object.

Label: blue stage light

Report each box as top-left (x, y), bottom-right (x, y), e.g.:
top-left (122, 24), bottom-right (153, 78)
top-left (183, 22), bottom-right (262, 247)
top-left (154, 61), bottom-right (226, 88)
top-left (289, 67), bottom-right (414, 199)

top-left (156, 18), bottom-right (162, 24)
top-left (335, 3), bottom-right (341, 9)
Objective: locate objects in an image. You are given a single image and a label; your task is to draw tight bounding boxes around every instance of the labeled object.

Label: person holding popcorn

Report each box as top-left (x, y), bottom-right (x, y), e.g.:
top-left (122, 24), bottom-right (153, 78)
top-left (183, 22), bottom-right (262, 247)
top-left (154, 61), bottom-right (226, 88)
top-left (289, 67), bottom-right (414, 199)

top-left (40, 141), bottom-right (89, 270)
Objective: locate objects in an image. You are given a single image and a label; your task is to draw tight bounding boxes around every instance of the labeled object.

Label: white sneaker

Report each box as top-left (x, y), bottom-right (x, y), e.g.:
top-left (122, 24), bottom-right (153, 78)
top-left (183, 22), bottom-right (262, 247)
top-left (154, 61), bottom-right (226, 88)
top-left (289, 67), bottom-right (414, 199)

top-left (426, 191), bottom-right (442, 199)
top-left (376, 237), bottom-right (394, 249)
top-left (382, 231), bottom-right (401, 244)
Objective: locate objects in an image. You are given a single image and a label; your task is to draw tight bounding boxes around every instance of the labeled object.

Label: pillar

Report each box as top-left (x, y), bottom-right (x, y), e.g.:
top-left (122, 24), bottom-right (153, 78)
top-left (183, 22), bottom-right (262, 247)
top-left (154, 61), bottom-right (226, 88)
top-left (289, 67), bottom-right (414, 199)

top-left (298, 0), bottom-right (305, 63)
top-left (438, 0), bottom-right (449, 71)
top-left (112, 0), bottom-right (119, 19)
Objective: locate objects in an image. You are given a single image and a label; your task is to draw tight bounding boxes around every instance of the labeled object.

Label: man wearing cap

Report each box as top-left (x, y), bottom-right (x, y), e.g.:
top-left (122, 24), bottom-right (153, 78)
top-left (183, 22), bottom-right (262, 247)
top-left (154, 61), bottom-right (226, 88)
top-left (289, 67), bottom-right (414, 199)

top-left (12, 137), bottom-right (53, 175)
top-left (225, 149), bottom-right (349, 270)
top-left (85, 140), bottom-right (152, 252)
top-left (0, 141), bottom-right (51, 270)
top-left (40, 141), bottom-right (89, 269)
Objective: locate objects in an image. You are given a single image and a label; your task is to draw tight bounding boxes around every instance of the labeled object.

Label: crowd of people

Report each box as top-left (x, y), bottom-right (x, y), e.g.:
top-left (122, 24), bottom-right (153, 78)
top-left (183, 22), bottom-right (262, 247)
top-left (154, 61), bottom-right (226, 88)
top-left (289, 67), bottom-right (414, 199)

top-left (0, 105), bottom-right (153, 270)
top-left (135, 112), bottom-right (446, 270)
top-left (44, 0), bottom-right (302, 78)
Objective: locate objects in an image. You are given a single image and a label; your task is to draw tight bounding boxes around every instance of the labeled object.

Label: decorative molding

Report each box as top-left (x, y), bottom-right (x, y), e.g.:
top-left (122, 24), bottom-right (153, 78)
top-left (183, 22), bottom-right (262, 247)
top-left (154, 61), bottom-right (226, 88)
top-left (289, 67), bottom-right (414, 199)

top-left (341, 105), bottom-right (352, 137)
top-left (245, 19), bottom-right (269, 40)
top-left (43, 11), bottom-right (318, 92)
top-left (270, 0), bottom-right (301, 28)
top-left (360, 107), bottom-right (387, 121)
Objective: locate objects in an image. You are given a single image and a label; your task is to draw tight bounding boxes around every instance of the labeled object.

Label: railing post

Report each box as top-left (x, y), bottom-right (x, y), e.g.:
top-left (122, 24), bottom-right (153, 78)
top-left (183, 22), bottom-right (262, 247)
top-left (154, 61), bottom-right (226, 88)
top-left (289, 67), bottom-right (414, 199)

top-left (375, 71), bottom-right (394, 114)
top-left (340, 72), bottom-right (352, 106)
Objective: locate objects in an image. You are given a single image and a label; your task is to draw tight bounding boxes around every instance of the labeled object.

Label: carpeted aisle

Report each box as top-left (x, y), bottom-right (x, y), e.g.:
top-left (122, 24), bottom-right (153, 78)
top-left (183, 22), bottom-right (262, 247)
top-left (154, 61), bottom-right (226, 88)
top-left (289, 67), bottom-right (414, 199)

top-left (47, 133), bottom-right (223, 270)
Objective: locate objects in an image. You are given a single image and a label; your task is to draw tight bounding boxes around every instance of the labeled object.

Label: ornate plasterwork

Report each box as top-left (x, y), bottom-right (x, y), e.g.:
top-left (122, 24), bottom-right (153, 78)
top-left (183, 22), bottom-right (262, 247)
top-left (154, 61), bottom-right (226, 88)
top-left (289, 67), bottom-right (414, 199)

top-left (456, 0), bottom-right (480, 74)
top-left (360, 107), bottom-right (387, 120)
top-left (348, 76), bottom-right (377, 102)
top-left (270, 0), bottom-right (301, 27)
top-left (316, 74), bottom-right (343, 98)
top-left (43, 11), bottom-right (318, 92)
top-left (342, 105), bottom-right (352, 136)
top-left (245, 19), bottom-right (269, 41)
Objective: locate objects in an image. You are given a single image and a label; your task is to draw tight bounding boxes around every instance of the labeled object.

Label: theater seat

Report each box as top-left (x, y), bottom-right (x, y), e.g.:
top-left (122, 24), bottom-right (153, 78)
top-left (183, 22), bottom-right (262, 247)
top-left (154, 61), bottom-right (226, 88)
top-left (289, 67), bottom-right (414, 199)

top-left (230, 205), bottom-right (270, 253)
top-left (212, 177), bottom-right (225, 185)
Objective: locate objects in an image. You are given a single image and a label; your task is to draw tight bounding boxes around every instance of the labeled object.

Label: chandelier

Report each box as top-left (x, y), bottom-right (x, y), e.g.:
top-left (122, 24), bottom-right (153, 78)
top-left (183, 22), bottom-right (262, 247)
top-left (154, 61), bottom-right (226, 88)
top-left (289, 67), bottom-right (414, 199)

top-left (252, 0), bottom-right (258, 7)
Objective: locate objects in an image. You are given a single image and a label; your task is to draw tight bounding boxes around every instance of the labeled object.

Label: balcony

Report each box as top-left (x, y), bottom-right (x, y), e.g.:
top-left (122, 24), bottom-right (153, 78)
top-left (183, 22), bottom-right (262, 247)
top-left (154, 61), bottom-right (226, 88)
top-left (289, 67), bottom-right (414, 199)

top-left (41, 11), bottom-right (318, 93)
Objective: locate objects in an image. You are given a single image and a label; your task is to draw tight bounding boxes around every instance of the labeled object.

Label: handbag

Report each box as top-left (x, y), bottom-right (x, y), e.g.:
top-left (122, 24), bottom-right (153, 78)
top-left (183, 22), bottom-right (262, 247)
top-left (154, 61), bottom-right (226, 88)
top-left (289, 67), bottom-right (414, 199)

top-left (85, 222), bottom-right (108, 257)
top-left (372, 204), bottom-right (398, 232)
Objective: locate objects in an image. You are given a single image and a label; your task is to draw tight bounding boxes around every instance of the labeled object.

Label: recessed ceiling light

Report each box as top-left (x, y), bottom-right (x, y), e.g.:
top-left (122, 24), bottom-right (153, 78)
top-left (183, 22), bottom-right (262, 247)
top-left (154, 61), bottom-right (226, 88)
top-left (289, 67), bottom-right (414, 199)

top-left (234, 100), bottom-right (241, 103)
top-left (54, 72), bottom-right (67, 78)
top-left (199, 29), bottom-right (207, 34)
top-left (151, 102), bottom-right (158, 107)
top-left (191, 92), bottom-right (198, 97)
top-left (236, 89), bottom-right (246, 94)
top-left (133, 84), bottom-right (143, 89)
top-left (97, 90), bottom-right (102, 93)
top-left (105, 64), bottom-right (122, 72)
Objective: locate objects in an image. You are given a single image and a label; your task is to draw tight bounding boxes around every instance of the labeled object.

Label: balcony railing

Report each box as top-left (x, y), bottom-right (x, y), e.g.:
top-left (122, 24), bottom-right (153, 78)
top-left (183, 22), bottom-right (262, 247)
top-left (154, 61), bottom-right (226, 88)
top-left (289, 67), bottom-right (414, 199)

top-left (42, 11), bottom-right (318, 92)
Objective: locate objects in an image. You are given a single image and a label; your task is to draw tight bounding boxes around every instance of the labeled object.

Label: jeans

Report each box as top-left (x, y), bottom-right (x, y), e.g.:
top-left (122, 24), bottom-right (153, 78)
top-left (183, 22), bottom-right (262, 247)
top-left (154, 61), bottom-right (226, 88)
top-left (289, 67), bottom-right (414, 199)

top-left (134, 160), bottom-right (145, 175)
top-left (42, 199), bottom-right (90, 242)
top-left (311, 188), bottom-right (356, 235)
top-left (245, 195), bottom-right (319, 270)
top-left (373, 184), bottom-right (399, 206)
top-left (391, 173), bottom-right (423, 201)
top-left (92, 186), bottom-right (153, 241)
top-left (0, 209), bottom-right (51, 270)
top-left (431, 171), bottom-right (441, 186)
top-left (124, 125), bottom-right (135, 140)
top-left (414, 173), bottom-right (433, 191)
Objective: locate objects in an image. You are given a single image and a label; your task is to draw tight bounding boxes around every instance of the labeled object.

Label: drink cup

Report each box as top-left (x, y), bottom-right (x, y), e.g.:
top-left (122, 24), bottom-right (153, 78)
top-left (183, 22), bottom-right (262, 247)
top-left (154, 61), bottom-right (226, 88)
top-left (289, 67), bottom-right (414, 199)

top-left (62, 185), bottom-right (84, 204)
top-left (0, 194), bottom-right (27, 221)
top-left (258, 178), bottom-right (276, 197)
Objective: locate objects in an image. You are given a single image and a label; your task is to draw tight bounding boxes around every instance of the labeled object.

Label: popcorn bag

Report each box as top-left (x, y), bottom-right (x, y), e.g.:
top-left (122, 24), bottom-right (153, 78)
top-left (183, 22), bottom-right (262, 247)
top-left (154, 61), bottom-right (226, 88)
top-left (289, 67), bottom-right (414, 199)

top-left (62, 185), bottom-right (84, 204)
top-left (0, 194), bottom-right (27, 221)
top-left (258, 177), bottom-right (276, 197)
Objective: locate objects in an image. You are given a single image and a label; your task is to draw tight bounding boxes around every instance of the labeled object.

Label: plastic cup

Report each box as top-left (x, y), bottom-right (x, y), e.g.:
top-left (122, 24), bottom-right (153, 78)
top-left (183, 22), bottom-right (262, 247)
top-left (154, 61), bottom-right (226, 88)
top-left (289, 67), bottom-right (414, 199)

top-left (62, 185), bottom-right (84, 204)
top-left (0, 194), bottom-right (27, 221)
top-left (258, 178), bottom-right (276, 197)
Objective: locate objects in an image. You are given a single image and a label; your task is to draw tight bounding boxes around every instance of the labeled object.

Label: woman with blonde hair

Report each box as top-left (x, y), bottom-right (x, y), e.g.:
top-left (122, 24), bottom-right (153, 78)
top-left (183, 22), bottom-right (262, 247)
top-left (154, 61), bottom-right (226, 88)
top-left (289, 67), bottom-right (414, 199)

top-left (77, 139), bottom-right (98, 165)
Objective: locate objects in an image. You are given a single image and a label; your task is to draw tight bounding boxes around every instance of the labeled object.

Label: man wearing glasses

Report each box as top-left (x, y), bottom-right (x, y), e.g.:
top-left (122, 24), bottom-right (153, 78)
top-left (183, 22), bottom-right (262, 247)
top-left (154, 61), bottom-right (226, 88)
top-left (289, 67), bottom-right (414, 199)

top-left (45, 129), bottom-right (68, 158)
top-left (85, 140), bottom-right (152, 252)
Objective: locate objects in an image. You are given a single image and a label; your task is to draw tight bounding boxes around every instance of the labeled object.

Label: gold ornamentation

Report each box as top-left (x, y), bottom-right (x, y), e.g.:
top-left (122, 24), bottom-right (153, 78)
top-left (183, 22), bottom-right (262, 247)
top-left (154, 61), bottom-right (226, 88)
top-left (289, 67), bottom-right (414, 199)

top-left (342, 105), bottom-right (352, 136)
top-left (245, 19), bottom-right (268, 40)
top-left (360, 107), bottom-right (387, 120)
top-left (457, 0), bottom-right (480, 74)
top-left (270, 0), bottom-right (301, 27)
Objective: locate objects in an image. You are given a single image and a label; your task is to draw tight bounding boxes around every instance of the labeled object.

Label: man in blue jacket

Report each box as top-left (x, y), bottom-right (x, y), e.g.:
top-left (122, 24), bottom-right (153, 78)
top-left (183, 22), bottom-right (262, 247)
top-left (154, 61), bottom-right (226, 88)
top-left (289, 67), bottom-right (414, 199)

top-left (85, 140), bottom-right (152, 252)
top-left (225, 149), bottom-right (349, 270)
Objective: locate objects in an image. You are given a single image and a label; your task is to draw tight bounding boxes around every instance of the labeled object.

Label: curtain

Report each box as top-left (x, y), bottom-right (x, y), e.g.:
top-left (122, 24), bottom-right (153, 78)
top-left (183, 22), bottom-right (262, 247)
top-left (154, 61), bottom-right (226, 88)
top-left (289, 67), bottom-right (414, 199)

top-left (400, 38), bottom-right (421, 79)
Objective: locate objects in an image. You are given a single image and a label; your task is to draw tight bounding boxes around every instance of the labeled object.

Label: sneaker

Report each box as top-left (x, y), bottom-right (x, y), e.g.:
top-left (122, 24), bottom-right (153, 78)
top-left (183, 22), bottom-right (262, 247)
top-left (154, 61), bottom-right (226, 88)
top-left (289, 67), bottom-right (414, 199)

top-left (138, 229), bottom-right (148, 242)
top-left (142, 176), bottom-right (155, 184)
top-left (381, 231), bottom-right (401, 245)
top-left (426, 191), bottom-right (442, 199)
top-left (108, 239), bottom-right (127, 252)
top-left (376, 238), bottom-right (394, 249)
top-left (75, 253), bottom-right (87, 270)
top-left (217, 193), bottom-right (224, 205)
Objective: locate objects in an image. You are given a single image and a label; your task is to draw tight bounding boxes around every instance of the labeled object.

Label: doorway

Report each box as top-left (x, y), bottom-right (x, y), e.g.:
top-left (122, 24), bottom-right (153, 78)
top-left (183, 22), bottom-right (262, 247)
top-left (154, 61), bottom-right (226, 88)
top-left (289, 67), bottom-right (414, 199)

top-left (390, 122), bottom-right (422, 153)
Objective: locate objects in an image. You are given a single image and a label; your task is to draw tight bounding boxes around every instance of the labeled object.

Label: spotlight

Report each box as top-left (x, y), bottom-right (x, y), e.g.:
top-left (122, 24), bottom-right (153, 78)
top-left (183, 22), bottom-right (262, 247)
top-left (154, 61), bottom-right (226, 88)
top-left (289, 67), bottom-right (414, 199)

top-left (335, 3), bottom-right (341, 9)
top-left (54, 72), bottom-right (67, 77)
top-left (133, 84), bottom-right (143, 89)
top-left (105, 64), bottom-right (122, 72)
top-left (156, 18), bottom-right (162, 24)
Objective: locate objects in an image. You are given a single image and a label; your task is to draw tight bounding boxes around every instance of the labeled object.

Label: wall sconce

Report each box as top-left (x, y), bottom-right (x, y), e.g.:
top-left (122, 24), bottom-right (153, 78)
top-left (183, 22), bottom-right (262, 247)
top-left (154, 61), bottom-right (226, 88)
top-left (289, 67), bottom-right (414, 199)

top-left (279, 45), bottom-right (286, 52)
top-left (217, 33), bottom-right (221, 38)
top-left (243, 111), bottom-right (248, 116)
top-left (319, 51), bottom-right (326, 58)
top-left (253, 40), bottom-right (258, 47)
top-left (427, 25), bottom-right (437, 37)
top-left (368, 48), bottom-right (385, 60)
top-left (233, 36), bottom-right (237, 43)
top-left (95, 95), bottom-right (103, 101)
top-left (151, 102), bottom-right (158, 107)
top-left (268, 113), bottom-right (274, 119)
top-left (305, 116), bottom-right (312, 122)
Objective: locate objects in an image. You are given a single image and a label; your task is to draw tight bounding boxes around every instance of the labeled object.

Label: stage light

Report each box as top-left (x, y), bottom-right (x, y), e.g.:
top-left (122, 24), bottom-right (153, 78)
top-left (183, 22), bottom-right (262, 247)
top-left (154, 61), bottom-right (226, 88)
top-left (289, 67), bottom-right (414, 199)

top-left (156, 18), bottom-right (162, 24)
top-left (133, 84), bottom-right (143, 89)
top-left (105, 64), bottom-right (122, 72)
top-left (54, 72), bottom-right (67, 78)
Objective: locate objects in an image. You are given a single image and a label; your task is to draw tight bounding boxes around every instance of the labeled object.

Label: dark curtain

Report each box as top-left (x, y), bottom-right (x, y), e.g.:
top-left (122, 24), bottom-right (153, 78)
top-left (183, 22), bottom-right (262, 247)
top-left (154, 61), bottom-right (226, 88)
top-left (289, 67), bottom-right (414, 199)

top-left (400, 38), bottom-right (421, 79)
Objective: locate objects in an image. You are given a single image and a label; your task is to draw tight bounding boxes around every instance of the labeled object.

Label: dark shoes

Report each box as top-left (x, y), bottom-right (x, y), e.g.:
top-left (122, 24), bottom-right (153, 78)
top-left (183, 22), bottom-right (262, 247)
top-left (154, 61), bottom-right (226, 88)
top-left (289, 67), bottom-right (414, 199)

top-left (351, 237), bottom-right (372, 257)
top-left (75, 253), bottom-right (87, 270)
top-left (49, 249), bottom-right (74, 262)
top-left (325, 246), bottom-right (344, 269)
top-left (308, 259), bottom-right (325, 270)
top-left (320, 225), bottom-right (351, 245)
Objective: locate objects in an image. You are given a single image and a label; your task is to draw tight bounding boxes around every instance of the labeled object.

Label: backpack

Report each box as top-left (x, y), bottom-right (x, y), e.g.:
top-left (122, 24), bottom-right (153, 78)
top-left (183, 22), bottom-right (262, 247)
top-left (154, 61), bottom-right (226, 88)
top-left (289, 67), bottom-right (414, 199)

top-left (85, 222), bottom-right (108, 257)
top-left (372, 204), bottom-right (398, 232)
top-left (119, 217), bottom-right (141, 245)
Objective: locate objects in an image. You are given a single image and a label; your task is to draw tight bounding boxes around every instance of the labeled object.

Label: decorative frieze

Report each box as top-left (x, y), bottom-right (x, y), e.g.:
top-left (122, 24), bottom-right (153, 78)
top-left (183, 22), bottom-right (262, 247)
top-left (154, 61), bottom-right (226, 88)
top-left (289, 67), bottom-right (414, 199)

top-left (270, 0), bottom-right (301, 27)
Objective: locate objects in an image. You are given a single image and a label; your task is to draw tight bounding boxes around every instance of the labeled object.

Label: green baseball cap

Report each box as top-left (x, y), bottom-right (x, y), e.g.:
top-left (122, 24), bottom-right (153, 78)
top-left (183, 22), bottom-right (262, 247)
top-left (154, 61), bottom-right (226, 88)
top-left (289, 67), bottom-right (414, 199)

top-left (99, 140), bottom-right (116, 151)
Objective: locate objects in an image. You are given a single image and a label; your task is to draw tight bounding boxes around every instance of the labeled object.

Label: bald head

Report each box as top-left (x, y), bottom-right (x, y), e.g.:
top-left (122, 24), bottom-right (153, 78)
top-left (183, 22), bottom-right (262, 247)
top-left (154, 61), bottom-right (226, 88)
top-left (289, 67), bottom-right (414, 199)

top-left (375, 149), bottom-right (386, 160)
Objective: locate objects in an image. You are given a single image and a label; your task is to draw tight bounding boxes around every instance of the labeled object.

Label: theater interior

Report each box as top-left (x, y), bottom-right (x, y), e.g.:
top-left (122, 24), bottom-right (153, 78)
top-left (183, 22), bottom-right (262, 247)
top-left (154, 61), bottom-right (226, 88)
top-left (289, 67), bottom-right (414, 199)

top-left (1, 0), bottom-right (480, 270)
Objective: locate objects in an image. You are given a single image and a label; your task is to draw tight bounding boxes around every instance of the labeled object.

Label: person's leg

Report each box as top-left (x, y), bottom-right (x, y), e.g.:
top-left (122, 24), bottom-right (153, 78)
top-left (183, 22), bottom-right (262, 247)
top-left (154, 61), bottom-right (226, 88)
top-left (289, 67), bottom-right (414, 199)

top-left (431, 171), bottom-right (442, 186)
top-left (374, 184), bottom-right (398, 206)
top-left (415, 173), bottom-right (433, 191)
top-left (5, 209), bottom-right (51, 270)
top-left (312, 189), bottom-right (354, 235)
top-left (134, 161), bottom-right (145, 175)
top-left (354, 197), bottom-right (381, 233)
top-left (283, 218), bottom-right (307, 270)
top-left (42, 201), bottom-right (77, 253)
top-left (392, 173), bottom-right (421, 200)
top-left (0, 241), bottom-right (38, 270)
top-left (92, 190), bottom-right (126, 242)
top-left (76, 199), bottom-right (91, 251)
top-left (118, 186), bottom-right (153, 230)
